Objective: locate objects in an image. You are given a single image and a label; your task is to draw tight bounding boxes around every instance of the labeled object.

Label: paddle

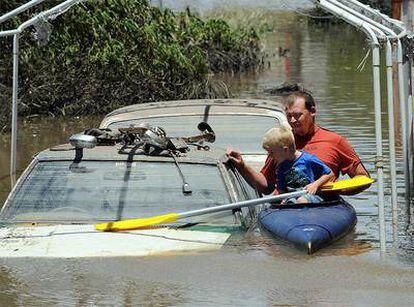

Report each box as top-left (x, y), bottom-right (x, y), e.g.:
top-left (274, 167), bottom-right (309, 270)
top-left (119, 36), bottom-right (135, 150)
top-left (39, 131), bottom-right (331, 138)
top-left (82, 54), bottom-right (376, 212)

top-left (95, 175), bottom-right (374, 232)
top-left (318, 175), bottom-right (374, 192)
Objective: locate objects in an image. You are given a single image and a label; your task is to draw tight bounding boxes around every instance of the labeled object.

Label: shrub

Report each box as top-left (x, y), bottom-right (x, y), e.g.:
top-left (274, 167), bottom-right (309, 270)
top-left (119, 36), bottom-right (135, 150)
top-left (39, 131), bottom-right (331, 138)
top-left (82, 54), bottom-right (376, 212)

top-left (0, 0), bottom-right (261, 129)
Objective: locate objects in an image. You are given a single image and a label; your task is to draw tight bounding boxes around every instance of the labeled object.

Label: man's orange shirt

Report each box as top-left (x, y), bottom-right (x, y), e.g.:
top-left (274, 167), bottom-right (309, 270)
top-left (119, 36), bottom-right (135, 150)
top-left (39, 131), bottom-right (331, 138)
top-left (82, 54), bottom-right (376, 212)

top-left (260, 126), bottom-right (362, 191)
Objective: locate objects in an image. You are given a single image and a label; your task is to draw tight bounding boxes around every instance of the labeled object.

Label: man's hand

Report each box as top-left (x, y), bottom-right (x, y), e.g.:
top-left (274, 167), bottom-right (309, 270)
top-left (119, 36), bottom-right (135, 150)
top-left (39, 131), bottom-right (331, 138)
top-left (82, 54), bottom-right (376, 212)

top-left (226, 148), bottom-right (245, 170)
top-left (337, 175), bottom-right (372, 195)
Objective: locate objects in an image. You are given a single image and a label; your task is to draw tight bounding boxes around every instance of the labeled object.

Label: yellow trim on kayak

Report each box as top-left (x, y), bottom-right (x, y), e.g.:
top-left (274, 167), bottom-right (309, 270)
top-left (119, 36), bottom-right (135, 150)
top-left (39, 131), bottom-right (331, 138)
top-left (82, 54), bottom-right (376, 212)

top-left (320, 176), bottom-right (374, 192)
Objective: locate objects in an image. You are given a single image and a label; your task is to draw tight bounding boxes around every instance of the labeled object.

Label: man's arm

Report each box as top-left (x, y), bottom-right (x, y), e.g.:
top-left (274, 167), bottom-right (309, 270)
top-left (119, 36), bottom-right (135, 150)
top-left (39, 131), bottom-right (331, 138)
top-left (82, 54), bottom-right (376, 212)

top-left (226, 148), bottom-right (273, 194)
top-left (341, 163), bottom-right (371, 195)
top-left (337, 137), bottom-right (371, 194)
top-left (349, 163), bottom-right (370, 178)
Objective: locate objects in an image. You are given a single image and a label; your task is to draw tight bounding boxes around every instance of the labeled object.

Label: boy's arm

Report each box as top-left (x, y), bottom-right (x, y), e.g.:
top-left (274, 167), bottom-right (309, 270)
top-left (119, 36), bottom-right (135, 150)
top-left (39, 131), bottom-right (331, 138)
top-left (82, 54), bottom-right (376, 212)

top-left (305, 171), bottom-right (335, 195)
top-left (226, 148), bottom-right (273, 194)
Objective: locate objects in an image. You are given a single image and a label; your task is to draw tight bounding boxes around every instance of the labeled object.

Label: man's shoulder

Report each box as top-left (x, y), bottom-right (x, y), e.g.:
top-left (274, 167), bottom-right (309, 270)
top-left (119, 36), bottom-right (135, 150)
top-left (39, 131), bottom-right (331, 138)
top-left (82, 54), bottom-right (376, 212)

top-left (313, 126), bottom-right (355, 152)
top-left (314, 126), bottom-right (344, 141)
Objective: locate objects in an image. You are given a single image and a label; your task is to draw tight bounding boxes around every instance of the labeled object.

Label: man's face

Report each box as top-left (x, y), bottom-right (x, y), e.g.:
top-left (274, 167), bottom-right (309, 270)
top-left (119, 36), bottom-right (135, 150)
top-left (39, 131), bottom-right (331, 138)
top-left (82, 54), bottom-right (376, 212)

top-left (285, 97), bottom-right (315, 136)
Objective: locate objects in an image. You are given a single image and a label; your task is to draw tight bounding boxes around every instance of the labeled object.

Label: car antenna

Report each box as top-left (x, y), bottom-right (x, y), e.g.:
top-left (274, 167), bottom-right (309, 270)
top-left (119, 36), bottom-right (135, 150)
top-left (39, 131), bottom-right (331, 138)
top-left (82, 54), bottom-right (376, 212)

top-left (168, 150), bottom-right (192, 195)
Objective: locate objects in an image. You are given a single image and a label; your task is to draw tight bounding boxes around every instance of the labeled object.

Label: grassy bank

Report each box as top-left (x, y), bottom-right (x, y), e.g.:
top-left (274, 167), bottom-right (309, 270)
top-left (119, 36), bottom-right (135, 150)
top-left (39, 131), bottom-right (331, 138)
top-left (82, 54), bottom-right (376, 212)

top-left (0, 0), bottom-right (262, 131)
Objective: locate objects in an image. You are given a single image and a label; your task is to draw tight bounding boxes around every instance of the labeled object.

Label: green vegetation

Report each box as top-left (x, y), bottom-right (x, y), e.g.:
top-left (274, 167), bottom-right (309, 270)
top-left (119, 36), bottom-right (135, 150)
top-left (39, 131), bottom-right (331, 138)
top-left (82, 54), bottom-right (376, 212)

top-left (0, 0), bottom-right (261, 130)
top-left (361, 0), bottom-right (391, 16)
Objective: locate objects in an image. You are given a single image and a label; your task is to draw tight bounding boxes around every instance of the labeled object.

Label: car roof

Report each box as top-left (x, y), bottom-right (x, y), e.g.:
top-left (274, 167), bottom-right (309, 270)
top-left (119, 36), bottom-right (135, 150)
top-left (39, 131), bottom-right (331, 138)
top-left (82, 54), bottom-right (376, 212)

top-left (99, 98), bottom-right (286, 129)
top-left (38, 143), bottom-right (226, 165)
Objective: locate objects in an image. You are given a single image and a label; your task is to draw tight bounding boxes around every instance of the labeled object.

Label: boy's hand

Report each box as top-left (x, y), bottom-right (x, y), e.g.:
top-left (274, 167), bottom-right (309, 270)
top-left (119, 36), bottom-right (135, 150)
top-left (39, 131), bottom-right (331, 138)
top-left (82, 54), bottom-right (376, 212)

top-left (226, 148), bottom-right (244, 169)
top-left (304, 182), bottom-right (319, 195)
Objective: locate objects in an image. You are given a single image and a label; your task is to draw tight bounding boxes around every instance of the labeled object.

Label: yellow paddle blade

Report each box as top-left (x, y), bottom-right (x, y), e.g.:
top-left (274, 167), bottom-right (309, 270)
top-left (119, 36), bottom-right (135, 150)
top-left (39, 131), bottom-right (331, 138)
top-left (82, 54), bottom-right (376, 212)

top-left (94, 213), bottom-right (179, 232)
top-left (320, 175), bottom-right (374, 192)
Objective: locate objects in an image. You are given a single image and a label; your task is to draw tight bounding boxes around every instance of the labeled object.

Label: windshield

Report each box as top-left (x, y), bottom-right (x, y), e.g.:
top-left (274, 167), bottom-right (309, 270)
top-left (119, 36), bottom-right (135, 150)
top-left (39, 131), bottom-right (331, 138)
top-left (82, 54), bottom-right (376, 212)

top-left (1, 161), bottom-right (231, 223)
top-left (107, 115), bottom-right (279, 152)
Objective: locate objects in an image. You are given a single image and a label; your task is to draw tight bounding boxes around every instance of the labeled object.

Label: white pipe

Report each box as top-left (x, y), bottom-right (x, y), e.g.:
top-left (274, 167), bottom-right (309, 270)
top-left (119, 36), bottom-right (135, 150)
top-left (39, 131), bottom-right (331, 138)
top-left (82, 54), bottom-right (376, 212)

top-left (315, 0), bottom-right (387, 252)
top-left (341, 0), bottom-right (409, 204)
top-left (371, 31), bottom-right (386, 254)
top-left (396, 38), bottom-right (408, 202)
top-left (409, 66), bottom-right (414, 193)
top-left (0, 0), bottom-right (48, 24)
top-left (397, 39), bottom-right (410, 200)
top-left (0, 30), bottom-right (20, 37)
top-left (410, 53), bottom-right (414, 172)
top-left (328, 0), bottom-right (396, 36)
top-left (17, 0), bottom-right (82, 33)
top-left (343, 0), bottom-right (405, 33)
top-left (326, 0), bottom-right (400, 240)
top-left (10, 34), bottom-right (19, 179)
top-left (385, 39), bottom-right (398, 242)
top-left (1, 0), bottom-right (83, 186)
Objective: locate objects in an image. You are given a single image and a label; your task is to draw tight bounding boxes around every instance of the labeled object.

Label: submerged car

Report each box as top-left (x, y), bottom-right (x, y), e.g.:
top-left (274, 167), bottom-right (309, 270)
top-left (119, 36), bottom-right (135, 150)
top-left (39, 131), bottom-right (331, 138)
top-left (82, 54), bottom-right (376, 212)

top-left (99, 99), bottom-right (287, 168)
top-left (0, 121), bottom-right (261, 258)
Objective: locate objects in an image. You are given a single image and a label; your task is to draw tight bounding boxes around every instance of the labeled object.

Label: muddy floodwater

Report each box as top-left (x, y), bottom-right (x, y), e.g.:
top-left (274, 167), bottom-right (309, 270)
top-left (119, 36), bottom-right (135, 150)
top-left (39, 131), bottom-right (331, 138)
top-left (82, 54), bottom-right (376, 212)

top-left (1, 6), bottom-right (414, 306)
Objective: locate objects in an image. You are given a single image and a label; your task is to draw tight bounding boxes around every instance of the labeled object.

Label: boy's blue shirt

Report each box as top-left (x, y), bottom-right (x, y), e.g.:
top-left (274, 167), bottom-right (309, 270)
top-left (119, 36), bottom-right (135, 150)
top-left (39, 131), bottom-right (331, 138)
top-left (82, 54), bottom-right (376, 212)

top-left (276, 151), bottom-right (331, 192)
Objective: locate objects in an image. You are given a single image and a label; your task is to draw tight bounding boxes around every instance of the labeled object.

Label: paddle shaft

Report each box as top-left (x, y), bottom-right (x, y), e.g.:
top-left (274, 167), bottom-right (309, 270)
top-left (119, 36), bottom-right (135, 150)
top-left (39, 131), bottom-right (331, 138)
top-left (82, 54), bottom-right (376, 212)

top-left (95, 190), bottom-right (307, 231)
top-left (178, 190), bottom-right (307, 219)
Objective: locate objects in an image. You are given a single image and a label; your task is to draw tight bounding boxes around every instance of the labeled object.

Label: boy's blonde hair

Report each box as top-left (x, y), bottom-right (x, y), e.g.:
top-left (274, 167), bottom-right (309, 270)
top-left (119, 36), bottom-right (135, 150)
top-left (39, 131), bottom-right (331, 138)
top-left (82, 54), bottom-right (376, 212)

top-left (262, 125), bottom-right (296, 153)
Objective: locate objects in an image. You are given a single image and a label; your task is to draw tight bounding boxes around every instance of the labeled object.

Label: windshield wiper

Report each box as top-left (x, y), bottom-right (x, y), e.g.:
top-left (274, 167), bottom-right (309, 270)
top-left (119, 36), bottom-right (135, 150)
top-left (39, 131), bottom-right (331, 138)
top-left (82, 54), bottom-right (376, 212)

top-left (169, 151), bottom-right (192, 195)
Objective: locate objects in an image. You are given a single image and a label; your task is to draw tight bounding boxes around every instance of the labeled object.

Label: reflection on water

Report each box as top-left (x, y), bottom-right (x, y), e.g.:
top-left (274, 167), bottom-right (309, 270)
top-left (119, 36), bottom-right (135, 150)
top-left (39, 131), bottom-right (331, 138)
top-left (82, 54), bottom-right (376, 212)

top-left (1, 251), bottom-right (413, 306)
top-left (0, 9), bottom-right (414, 306)
top-left (0, 258), bottom-right (189, 306)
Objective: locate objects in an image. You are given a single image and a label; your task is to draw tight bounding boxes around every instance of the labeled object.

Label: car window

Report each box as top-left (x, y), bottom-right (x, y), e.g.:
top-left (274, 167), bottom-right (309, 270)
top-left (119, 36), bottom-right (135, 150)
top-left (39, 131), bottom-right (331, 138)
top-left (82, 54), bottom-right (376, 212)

top-left (107, 115), bottom-right (279, 152)
top-left (2, 161), bottom-right (232, 223)
top-left (226, 165), bottom-right (260, 228)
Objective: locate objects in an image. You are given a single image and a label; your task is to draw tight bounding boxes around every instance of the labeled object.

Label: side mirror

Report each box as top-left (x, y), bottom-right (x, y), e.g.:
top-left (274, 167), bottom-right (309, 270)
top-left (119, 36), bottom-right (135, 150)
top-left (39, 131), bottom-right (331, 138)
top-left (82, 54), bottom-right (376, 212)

top-left (69, 134), bottom-right (97, 149)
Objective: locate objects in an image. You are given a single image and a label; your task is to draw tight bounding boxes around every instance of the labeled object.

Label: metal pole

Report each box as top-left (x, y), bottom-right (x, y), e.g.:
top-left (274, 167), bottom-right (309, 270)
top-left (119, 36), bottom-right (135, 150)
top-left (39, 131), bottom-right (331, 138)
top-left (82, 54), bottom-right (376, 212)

top-left (343, 0), bottom-right (405, 32)
top-left (329, 0), bottom-right (397, 35)
top-left (341, 0), bottom-right (410, 207)
top-left (0, 0), bottom-right (84, 186)
top-left (0, 30), bottom-right (20, 38)
top-left (0, 0), bottom-right (47, 24)
top-left (409, 60), bottom-right (414, 193)
top-left (314, 0), bottom-right (387, 252)
top-left (397, 40), bottom-right (410, 200)
top-left (10, 34), bottom-right (19, 182)
top-left (327, 0), bottom-right (400, 240)
top-left (371, 37), bottom-right (387, 253)
top-left (386, 40), bottom-right (399, 241)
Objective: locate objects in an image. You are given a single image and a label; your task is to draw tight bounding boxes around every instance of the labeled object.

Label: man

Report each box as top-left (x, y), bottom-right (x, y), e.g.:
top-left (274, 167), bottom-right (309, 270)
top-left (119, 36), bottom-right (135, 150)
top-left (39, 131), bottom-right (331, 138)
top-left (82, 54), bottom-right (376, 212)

top-left (226, 90), bottom-right (370, 195)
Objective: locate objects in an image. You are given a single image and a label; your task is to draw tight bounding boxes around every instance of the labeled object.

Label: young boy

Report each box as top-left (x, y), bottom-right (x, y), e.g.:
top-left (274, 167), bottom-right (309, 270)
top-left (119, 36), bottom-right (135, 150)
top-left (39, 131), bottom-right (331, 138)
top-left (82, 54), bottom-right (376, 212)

top-left (262, 125), bottom-right (334, 203)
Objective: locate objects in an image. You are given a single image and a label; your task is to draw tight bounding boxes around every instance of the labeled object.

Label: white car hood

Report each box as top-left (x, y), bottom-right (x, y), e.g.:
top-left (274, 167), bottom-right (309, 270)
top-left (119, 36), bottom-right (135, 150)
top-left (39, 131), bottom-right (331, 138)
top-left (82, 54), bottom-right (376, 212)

top-left (0, 224), bottom-right (231, 258)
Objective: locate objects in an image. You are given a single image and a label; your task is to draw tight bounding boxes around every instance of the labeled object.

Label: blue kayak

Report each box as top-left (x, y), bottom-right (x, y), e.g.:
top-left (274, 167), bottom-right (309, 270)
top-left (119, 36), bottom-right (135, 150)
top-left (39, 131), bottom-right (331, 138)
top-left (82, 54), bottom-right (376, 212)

top-left (258, 198), bottom-right (357, 254)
